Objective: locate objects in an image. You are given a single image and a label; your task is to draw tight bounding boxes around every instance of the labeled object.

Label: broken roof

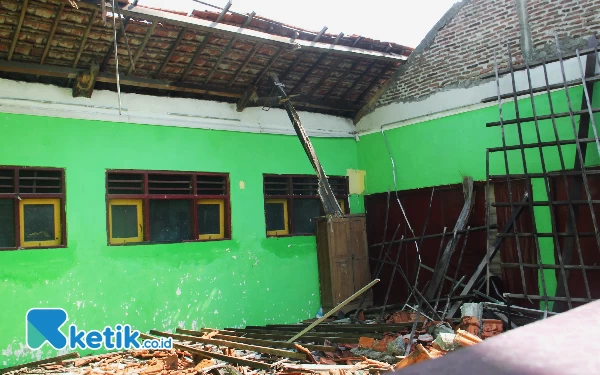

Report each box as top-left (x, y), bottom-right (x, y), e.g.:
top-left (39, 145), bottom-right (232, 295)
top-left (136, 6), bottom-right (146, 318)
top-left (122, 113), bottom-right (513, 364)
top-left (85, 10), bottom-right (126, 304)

top-left (0, 0), bottom-right (413, 118)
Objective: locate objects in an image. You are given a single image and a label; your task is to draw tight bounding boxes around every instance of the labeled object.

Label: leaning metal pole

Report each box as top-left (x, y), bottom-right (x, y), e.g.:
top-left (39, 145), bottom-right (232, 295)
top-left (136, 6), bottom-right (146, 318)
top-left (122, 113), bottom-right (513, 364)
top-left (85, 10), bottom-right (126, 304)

top-left (269, 74), bottom-right (343, 216)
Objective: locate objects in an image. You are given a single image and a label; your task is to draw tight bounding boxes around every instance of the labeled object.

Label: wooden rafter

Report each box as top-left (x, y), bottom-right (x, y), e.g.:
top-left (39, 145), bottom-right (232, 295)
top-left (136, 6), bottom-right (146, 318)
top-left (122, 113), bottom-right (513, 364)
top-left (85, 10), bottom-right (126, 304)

top-left (226, 41), bottom-right (262, 87)
top-left (205, 14), bottom-right (254, 85)
top-left (77, 2), bottom-right (406, 61)
top-left (0, 60), bottom-right (243, 98)
top-left (8, 0), bottom-right (29, 61)
top-left (73, 9), bottom-right (99, 68)
top-left (127, 22), bottom-right (156, 75)
top-left (288, 53), bottom-right (327, 95)
top-left (236, 46), bottom-right (288, 111)
top-left (155, 27), bottom-right (185, 78)
top-left (215, 1), bottom-right (231, 23)
top-left (100, 16), bottom-right (130, 71)
top-left (314, 58), bottom-right (364, 97)
top-left (354, 61), bottom-right (394, 104)
top-left (40, 2), bottom-right (65, 65)
top-left (204, 37), bottom-right (236, 84)
top-left (278, 50), bottom-right (307, 87)
top-left (179, 32), bottom-right (212, 82)
top-left (339, 59), bottom-right (378, 99)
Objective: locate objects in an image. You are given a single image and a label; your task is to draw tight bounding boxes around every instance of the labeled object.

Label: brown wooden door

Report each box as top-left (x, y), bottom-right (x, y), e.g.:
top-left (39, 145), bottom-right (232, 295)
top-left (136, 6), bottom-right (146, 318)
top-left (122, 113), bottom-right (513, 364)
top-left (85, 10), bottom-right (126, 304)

top-left (330, 218), bottom-right (355, 304)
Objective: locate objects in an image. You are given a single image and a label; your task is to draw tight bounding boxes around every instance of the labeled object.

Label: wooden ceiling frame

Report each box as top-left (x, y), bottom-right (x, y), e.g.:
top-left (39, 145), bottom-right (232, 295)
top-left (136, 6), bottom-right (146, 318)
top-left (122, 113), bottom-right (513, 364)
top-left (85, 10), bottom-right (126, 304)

top-left (312, 58), bottom-right (365, 98)
top-left (128, 22), bottom-right (157, 75)
top-left (40, 2), bottom-right (65, 65)
top-left (7, 0), bottom-right (29, 61)
top-left (354, 61), bottom-right (395, 104)
top-left (1, 0), bottom-right (408, 118)
top-left (155, 27), bottom-right (186, 79)
top-left (73, 9), bottom-right (99, 68)
top-left (179, 32), bottom-right (213, 82)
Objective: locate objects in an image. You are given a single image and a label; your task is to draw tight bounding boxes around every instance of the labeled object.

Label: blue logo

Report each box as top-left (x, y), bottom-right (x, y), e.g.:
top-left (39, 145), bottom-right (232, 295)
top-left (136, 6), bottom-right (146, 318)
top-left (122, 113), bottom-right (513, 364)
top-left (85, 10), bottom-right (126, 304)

top-left (26, 308), bottom-right (171, 351)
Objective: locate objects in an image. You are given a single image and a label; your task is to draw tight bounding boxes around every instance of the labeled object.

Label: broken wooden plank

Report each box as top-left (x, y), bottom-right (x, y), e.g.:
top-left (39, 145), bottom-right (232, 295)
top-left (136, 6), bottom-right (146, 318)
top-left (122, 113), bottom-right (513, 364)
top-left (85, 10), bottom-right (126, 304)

top-left (0, 352), bottom-right (79, 374)
top-left (149, 330), bottom-right (307, 360)
top-left (216, 329), bottom-right (364, 343)
top-left (228, 327), bottom-right (381, 339)
top-left (139, 333), bottom-right (272, 370)
top-left (176, 328), bottom-right (335, 352)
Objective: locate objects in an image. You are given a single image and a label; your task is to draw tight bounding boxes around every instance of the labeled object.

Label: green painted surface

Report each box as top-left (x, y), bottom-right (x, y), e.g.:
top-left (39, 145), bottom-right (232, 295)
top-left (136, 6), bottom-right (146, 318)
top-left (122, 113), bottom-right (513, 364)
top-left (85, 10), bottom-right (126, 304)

top-left (0, 113), bottom-right (362, 367)
top-left (358, 84), bottom-right (600, 310)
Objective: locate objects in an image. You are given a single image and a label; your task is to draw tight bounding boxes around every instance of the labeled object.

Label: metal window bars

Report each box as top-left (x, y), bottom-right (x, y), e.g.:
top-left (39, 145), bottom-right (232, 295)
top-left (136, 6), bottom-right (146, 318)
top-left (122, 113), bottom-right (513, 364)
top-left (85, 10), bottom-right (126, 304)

top-left (486, 34), bottom-right (600, 314)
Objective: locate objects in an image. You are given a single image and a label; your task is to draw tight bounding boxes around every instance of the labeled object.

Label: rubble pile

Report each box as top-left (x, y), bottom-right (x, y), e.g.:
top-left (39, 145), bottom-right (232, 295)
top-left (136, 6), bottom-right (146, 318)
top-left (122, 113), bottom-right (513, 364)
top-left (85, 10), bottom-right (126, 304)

top-left (2, 303), bottom-right (510, 375)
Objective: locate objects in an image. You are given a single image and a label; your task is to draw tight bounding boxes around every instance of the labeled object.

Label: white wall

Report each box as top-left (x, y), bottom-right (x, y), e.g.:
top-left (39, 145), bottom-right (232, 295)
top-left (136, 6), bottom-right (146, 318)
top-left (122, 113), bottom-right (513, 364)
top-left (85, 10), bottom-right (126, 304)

top-left (0, 78), bottom-right (355, 138)
top-left (357, 54), bottom-right (595, 136)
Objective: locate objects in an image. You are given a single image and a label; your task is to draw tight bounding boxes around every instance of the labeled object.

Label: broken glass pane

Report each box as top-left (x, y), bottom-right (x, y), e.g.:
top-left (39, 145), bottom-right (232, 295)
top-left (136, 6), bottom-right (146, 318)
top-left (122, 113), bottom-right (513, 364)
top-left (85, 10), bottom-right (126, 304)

top-left (198, 204), bottom-right (221, 235)
top-left (293, 199), bottom-right (321, 234)
top-left (150, 200), bottom-right (191, 243)
top-left (0, 199), bottom-right (15, 247)
top-left (266, 202), bottom-right (286, 232)
top-left (23, 204), bottom-right (56, 242)
top-left (111, 205), bottom-right (139, 239)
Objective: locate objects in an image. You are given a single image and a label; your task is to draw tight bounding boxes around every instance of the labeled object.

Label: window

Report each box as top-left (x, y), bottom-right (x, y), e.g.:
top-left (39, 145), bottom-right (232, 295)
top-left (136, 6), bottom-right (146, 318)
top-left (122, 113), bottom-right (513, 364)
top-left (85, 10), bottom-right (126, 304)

top-left (263, 175), bottom-right (349, 236)
top-left (106, 170), bottom-right (229, 245)
top-left (0, 167), bottom-right (66, 249)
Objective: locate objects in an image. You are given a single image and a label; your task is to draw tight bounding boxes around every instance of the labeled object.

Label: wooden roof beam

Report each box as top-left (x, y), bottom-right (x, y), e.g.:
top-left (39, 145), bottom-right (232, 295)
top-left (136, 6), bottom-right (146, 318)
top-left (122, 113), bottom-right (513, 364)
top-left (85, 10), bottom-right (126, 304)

top-left (204, 37), bottom-right (235, 84)
top-left (0, 60), bottom-right (243, 98)
top-left (8, 0), bottom-right (29, 61)
top-left (312, 58), bottom-right (364, 97)
top-left (314, 26), bottom-right (327, 42)
top-left (179, 32), bottom-right (212, 82)
top-left (155, 27), bottom-right (185, 78)
top-left (226, 41), bottom-right (262, 87)
top-left (77, 2), bottom-right (405, 61)
top-left (236, 46), bottom-right (288, 111)
top-left (127, 22), bottom-right (156, 75)
top-left (100, 15), bottom-right (131, 71)
top-left (73, 9), bottom-right (99, 68)
top-left (40, 2), bottom-right (65, 65)
top-left (339, 59), bottom-right (377, 99)
top-left (198, 11), bottom-right (254, 84)
top-left (354, 61), bottom-right (394, 104)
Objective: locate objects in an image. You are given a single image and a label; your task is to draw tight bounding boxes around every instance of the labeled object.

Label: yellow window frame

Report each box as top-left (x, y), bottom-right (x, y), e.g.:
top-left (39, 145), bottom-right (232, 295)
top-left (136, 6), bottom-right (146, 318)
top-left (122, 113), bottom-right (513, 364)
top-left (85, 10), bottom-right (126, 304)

top-left (109, 199), bottom-right (143, 245)
top-left (266, 198), bottom-right (289, 236)
top-left (19, 198), bottom-right (62, 248)
top-left (197, 199), bottom-right (225, 240)
top-left (338, 199), bottom-right (346, 213)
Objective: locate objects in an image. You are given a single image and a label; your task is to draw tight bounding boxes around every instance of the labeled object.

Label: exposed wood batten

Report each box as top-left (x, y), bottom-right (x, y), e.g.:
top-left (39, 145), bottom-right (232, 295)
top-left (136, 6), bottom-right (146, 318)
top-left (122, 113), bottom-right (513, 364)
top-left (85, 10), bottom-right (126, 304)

top-left (215, 1), bottom-right (232, 23)
top-left (78, 1), bottom-right (405, 61)
top-left (8, 0), bottom-right (30, 61)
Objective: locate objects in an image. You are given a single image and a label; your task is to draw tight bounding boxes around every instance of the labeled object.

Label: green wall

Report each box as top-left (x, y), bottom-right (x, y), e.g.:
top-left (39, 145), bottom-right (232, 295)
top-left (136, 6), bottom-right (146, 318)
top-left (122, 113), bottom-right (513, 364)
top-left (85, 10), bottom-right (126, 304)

top-left (0, 113), bottom-right (363, 367)
top-left (358, 84), bottom-right (600, 311)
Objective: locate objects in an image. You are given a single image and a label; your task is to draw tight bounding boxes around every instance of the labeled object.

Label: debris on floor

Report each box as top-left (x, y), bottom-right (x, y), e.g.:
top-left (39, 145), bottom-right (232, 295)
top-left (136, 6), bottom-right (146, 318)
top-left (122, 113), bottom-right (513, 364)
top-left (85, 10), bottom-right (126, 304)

top-left (3, 302), bottom-right (509, 375)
